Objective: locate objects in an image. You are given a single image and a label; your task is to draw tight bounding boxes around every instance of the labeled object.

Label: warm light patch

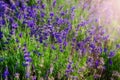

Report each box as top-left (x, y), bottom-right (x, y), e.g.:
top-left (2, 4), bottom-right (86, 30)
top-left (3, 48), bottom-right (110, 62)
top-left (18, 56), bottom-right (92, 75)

top-left (95, 0), bottom-right (120, 41)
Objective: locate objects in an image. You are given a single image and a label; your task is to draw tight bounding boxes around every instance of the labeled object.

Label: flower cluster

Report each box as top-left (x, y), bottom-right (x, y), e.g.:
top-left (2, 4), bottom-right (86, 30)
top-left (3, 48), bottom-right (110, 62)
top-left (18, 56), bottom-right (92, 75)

top-left (0, 0), bottom-right (119, 80)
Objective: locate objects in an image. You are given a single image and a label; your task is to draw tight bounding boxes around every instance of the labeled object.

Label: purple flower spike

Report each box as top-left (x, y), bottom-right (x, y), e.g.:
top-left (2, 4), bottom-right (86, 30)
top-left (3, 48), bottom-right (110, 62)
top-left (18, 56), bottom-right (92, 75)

top-left (108, 51), bottom-right (115, 58)
top-left (63, 41), bottom-right (68, 47)
top-left (41, 4), bottom-right (45, 9)
top-left (109, 59), bottom-right (113, 65)
top-left (16, 38), bottom-right (19, 43)
top-left (0, 31), bottom-right (3, 39)
top-left (53, 0), bottom-right (56, 7)
top-left (50, 12), bottom-right (54, 17)
top-left (26, 72), bottom-right (30, 78)
top-left (12, 23), bottom-right (18, 29)
top-left (3, 67), bottom-right (9, 79)
top-left (95, 60), bottom-right (100, 67)
top-left (40, 11), bottom-right (45, 18)
top-left (19, 33), bottom-right (22, 38)
top-left (51, 45), bottom-right (56, 50)
top-left (60, 11), bottom-right (65, 16)
top-left (104, 48), bottom-right (107, 53)
top-left (71, 6), bottom-right (75, 12)
top-left (116, 44), bottom-right (120, 49)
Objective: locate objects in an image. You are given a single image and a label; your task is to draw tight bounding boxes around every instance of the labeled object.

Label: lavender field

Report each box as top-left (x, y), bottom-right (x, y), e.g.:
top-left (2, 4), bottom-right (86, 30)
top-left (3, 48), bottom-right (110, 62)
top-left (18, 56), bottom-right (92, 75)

top-left (0, 0), bottom-right (120, 80)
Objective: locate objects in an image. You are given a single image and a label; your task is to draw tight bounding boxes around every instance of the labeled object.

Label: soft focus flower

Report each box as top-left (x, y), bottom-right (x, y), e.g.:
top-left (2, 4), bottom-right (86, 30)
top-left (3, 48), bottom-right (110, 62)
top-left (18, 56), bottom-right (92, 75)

top-left (104, 48), bottom-right (107, 53)
top-left (71, 6), bottom-right (75, 12)
top-left (108, 51), bottom-right (115, 58)
top-left (0, 31), bottom-right (3, 39)
top-left (16, 38), bottom-right (19, 43)
top-left (116, 44), bottom-right (120, 49)
top-left (94, 74), bottom-right (101, 79)
top-left (27, 20), bottom-right (35, 28)
top-left (3, 67), bottom-right (9, 79)
top-left (109, 59), bottom-right (113, 65)
top-left (50, 12), bottom-right (54, 17)
top-left (19, 33), bottom-right (22, 38)
top-left (65, 60), bottom-right (73, 77)
top-left (40, 11), bottom-right (45, 18)
top-left (60, 11), bottom-right (65, 16)
top-left (12, 23), bottom-right (18, 29)
top-left (41, 4), bottom-right (45, 9)
top-left (51, 45), bottom-right (56, 50)
top-left (53, 0), bottom-right (56, 7)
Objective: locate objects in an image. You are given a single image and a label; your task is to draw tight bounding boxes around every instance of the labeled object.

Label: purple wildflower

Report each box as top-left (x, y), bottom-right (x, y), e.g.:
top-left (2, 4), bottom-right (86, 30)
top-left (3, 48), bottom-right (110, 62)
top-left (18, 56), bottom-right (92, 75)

top-left (0, 31), bottom-right (3, 39)
top-left (19, 33), bottom-right (22, 38)
top-left (95, 60), bottom-right (100, 68)
top-left (16, 38), bottom-right (19, 43)
top-left (41, 4), bottom-right (45, 9)
top-left (1, 19), bottom-right (6, 25)
top-left (27, 20), bottom-right (35, 28)
top-left (109, 59), bottom-right (113, 65)
top-left (65, 61), bottom-right (73, 77)
top-left (32, 76), bottom-right (36, 80)
top-left (53, 0), bottom-right (56, 7)
top-left (12, 23), bottom-right (18, 29)
top-left (63, 41), bottom-right (68, 47)
top-left (116, 44), bottom-right (120, 49)
top-left (51, 45), bottom-right (56, 50)
top-left (50, 12), bottom-right (54, 17)
top-left (71, 6), bottom-right (75, 12)
top-left (108, 51), bottom-right (115, 58)
top-left (40, 11), bottom-right (45, 18)
top-left (3, 67), bottom-right (9, 79)
top-left (60, 11), bottom-right (65, 16)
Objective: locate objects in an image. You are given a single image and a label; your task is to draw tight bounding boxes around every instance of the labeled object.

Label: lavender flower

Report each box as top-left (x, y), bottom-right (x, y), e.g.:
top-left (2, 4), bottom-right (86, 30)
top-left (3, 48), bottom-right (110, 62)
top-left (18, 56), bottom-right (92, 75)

top-left (94, 74), bottom-right (101, 79)
top-left (116, 44), bottom-right (120, 49)
top-left (31, 76), bottom-right (36, 80)
top-left (104, 48), bottom-right (107, 53)
top-left (53, 0), bottom-right (56, 7)
top-left (40, 11), bottom-right (45, 18)
top-left (65, 60), bottom-right (73, 77)
top-left (0, 31), bottom-right (3, 39)
top-left (22, 45), bottom-right (32, 79)
top-left (3, 67), bottom-right (9, 80)
top-left (16, 38), bottom-right (19, 43)
top-left (86, 57), bottom-right (94, 68)
top-left (95, 60), bottom-right (100, 68)
top-left (50, 12), bottom-right (54, 17)
top-left (27, 20), bottom-right (35, 28)
top-left (51, 45), bottom-right (56, 50)
top-left (19, 33), bottom-right (22, 38)
top-left (1, 19), bottom-right (6, 25)
top-left (60, 11), bottom-right (65, 16)
top-left (71, 6), bottom-right (75, 12)
top-left (108, 51), bottom-right (115, 58)
top-left (41, 4), bottom-right (45, 9)
top-left (109, 59), bottom-right (113, 65)
top-left (33, 50), bottom-right (42, 56)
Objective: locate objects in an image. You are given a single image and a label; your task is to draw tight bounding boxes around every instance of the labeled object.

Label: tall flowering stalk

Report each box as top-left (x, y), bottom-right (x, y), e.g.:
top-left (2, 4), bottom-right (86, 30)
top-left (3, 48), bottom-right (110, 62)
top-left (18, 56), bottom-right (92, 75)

top-left (22, 44), bottom-right (32, 79)
top-left (3, 67), bottom-right (9, 80)
top-left (65, 57), bottom-right (73, 78)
